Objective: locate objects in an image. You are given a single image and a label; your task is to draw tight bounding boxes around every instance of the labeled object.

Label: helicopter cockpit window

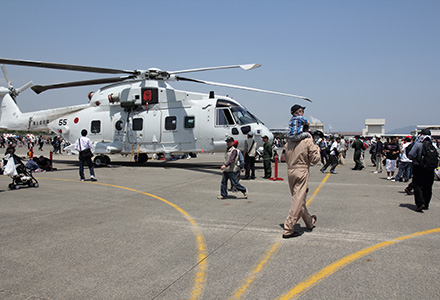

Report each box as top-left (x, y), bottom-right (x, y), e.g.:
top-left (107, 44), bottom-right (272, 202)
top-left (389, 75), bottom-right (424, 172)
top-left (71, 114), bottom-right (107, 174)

top-left (216, 108), bottom-right (235, 126)
top-left (230, 107), bottom-right (259, 125)
top-left (165, 116), bottom-right (177, 130)
top-left (91, 120), bottom-right (101, 133)
top-left (215, 99), bottom-right (257, 125)
top-left (184, 116), bottom-right (195, 129)
top-left (132, 118), bottom-right (143, 131)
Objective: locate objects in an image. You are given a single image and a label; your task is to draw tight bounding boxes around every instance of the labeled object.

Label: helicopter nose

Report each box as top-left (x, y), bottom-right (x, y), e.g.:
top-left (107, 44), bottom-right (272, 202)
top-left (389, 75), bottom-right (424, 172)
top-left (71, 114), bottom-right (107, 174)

top-left (252, 126), bottom-right (273, 141)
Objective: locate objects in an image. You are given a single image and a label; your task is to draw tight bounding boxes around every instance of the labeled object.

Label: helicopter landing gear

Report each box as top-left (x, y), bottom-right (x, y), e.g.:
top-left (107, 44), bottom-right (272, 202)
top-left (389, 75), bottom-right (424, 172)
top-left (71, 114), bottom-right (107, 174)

top-left (93, 155), bottom-right (111, 167)
top-left (134, 153), bottom-right (148, 164)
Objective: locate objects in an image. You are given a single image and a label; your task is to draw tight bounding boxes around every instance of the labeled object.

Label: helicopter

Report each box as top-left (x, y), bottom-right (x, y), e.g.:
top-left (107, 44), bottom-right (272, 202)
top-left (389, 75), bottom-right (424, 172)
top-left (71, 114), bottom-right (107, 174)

top-left (0, 58), bottom-right (311, 165)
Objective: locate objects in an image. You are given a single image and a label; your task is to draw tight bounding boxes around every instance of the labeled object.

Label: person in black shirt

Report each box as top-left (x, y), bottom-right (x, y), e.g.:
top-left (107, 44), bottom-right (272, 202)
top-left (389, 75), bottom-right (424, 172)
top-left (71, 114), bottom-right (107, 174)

top-left (384, 136), bottom-right (400, 180)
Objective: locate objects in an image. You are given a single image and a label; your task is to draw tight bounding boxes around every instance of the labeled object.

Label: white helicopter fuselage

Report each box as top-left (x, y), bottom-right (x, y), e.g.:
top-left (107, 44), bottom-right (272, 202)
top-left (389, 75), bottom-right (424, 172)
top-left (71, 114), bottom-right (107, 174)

top-left (45, 80), bottom-right (273, 156)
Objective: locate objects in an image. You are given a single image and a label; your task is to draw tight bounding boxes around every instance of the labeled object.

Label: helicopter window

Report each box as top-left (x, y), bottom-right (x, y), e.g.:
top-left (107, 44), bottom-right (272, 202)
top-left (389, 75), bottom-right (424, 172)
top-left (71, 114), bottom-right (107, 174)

top-left (184, 116), bottom-right (195, 129)
top-left (115, 120), bottom-right (123, 131)
top-left (216, 108), bottom-right (235, 126)
top-left (165, 116), bottom-right (177, 130)
top-left (241, 126), bottom-right (251, 135)
top-left (132, 118), bottom-right (143, 131)
top-left (232, 128), bottom-right (239, 135)
top-left (230, 107), bottom-right (258, 125)
top-left (91, 120), bottom-right (101, 133)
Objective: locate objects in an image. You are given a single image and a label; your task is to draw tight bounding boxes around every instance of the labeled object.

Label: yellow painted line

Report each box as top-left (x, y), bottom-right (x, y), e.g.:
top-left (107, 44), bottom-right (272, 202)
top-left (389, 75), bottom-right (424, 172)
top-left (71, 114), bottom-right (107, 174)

top-left (229, 169), bottom-right (332, 299)
top-left (276, 227), bottom-right (440, 300)
top-left (229, 242), bottom-right (282, 299)
top-left (37, 177), bottom-right (208, 300)
top-left (306, 171), bottom-right (331, 206)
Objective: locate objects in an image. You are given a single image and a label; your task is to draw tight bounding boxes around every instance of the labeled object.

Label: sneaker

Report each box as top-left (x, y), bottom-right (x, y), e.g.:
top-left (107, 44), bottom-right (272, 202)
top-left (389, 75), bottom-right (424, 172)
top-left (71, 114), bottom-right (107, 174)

top-left (387, 176), bottom-right (391, 180)
top-left (243, 191), bottom-right (248, 199)
top-left (373, 171), bottom-right (379, 174)
top-left (80, 178), bottom-right (85, 182)
top-left (90, 176), bottom-right (97, 182)
top-left (217, 195), bottom-right (225, 199)
top-left (391, 178), bottom-right (396, 182)
top-left (330, 170), bottom-right (337, 174)
top-left (320, 169), bottom-right (325, 173)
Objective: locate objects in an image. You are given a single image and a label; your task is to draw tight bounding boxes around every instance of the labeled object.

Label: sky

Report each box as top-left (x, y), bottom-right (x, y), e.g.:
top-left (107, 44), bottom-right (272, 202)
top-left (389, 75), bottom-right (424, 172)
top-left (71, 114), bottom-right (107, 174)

top-left (1, 0), bottom-right (439, 132)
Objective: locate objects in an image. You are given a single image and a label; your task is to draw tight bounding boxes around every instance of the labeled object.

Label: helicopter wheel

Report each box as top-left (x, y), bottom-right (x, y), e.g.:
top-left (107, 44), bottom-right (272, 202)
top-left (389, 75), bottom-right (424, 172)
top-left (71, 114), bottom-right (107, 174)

top-left (93, 155), bottom-right (108, 167)
top-left (134, 153), bottom-right (148, 164)
top-left (104, 155), bottom-right (111, 165)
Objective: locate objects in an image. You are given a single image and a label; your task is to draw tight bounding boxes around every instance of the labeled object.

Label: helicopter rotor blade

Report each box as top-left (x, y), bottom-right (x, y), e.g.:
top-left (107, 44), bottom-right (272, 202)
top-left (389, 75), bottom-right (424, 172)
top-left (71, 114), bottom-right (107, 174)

top-left (31, 76), bottom-right (135, 94)
top-left (1, 65), bottom-right (13, 89)
top-left (15, 81), bottom-right (34, 94)
top-left (0, 58), bottom-right (135, 75)
top-left (175, 76), bottom-right (311, 102)
top-left (169, 64), bottom-right (261, 75)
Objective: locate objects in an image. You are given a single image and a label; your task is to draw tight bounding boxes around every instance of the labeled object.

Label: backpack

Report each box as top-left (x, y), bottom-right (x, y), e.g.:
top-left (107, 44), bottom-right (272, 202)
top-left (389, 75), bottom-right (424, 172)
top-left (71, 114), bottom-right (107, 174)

top-left (236, 149), bottom-right (245, 168)
top-left (405, 142), bottom-right (415, 157)
top-left (421, 141), bottom-right (439, 169)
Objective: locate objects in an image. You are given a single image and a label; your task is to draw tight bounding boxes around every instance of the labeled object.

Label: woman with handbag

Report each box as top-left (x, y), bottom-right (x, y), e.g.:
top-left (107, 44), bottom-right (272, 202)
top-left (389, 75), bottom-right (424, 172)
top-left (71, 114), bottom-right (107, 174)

top-left (74, 129), bottom-right (97, 182)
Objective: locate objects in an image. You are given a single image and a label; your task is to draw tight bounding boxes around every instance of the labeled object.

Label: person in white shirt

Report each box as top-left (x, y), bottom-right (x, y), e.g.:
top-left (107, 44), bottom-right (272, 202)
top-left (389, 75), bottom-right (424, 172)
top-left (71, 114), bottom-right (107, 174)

top-left (320, 136), bottom-right (340, 174)
top-left (74, 129), bottom-right (97, 182)
top-left (393, 136), bottom-right (413, 182)
top-left (243, 132), bottom-right (257, 179)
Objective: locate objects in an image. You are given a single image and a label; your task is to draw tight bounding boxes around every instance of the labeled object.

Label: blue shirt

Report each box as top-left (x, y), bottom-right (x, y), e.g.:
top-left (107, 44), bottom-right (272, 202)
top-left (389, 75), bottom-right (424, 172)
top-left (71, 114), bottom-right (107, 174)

top-left (288, 115), bottom-right (308, 136)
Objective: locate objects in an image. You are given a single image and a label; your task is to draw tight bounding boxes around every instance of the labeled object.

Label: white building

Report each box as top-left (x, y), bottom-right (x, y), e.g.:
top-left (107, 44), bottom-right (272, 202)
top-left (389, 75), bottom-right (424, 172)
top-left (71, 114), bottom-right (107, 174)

top-left (412, 125), bottom-right (440, 138)
top-left (362, 119), bottom-right (385, 136)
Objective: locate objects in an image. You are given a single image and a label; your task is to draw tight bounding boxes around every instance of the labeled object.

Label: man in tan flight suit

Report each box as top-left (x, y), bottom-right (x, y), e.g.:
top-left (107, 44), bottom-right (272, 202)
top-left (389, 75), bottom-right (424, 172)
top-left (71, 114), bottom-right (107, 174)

top-left (282, 135), bottom-right (321, 238)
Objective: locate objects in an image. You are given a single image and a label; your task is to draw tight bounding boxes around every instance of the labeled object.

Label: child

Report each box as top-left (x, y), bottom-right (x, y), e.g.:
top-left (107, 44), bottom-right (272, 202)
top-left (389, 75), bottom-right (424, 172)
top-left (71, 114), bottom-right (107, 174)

top-left (288, 104), bottom-right (311, 141)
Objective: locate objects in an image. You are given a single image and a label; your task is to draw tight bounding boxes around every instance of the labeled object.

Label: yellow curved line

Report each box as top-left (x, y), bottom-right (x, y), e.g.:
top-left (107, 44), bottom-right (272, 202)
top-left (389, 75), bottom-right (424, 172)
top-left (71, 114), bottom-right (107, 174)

top-left (229, 170), bottom-right (331, 299)
top-left (38, 177), bottom-right (208, 300)
top-left (277, 227), bottom-right (440, 300)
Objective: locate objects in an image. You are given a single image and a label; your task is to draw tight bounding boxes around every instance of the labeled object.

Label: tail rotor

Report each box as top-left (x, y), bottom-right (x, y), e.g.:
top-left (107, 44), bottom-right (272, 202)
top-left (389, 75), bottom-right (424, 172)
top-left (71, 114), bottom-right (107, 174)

top-left (1, 65), bottom-right (33, 101)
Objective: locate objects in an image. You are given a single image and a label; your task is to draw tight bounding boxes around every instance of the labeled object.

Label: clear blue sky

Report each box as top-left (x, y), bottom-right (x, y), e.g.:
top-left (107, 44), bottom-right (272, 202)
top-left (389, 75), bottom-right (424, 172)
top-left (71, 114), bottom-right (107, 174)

top-left (1, 0), bottom-right (439, 132)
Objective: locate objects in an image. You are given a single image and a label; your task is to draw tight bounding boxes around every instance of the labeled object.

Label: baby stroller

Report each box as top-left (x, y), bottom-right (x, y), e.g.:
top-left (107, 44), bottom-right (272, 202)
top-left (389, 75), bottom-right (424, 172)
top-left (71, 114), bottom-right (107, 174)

top-left (3, 153), bottom-right (39, 189)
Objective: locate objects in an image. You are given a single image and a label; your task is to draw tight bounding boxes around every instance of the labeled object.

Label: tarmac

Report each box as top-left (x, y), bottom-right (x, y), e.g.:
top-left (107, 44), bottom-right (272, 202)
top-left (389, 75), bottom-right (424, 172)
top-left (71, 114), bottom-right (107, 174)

top-left (0, 147), bottom-right (439, 300)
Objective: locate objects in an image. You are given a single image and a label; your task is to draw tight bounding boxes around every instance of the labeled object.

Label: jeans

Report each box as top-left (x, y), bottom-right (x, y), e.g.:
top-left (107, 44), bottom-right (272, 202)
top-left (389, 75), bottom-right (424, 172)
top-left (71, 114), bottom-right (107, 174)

top-left (394, 161), bottom-right (412, 182)
top-left (221, 172), bottom-right (246, 197)
top-left (79, 157), bottom-right (95, 180)
top-left (321, 154), bottom-right (338, 172)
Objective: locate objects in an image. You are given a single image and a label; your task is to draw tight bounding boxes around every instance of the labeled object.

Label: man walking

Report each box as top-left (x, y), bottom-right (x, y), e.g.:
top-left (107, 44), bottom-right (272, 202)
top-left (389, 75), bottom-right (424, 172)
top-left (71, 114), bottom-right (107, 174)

top-left (320, 136), bottom-right (339, 174)
top-left (408, 129), bottom-right (439, 212)
top-left (218, 137), bottom-right (248, 199)
top-left (373, 135), bottom-right (384, 173)
top-left (282, 135), bottom-right (320, 238)
top-left (352, 135), bottom-right (365, 170)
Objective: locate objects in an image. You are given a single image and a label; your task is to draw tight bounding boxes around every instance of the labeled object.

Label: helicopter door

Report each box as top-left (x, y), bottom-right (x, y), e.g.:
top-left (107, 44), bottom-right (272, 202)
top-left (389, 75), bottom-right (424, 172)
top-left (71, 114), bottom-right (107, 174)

top-left (90, 119), bottom-right (104, 140)
top-left (140, 110), bottom-right (161, 144)
top-left (161, 109), bottom-right (195, 146)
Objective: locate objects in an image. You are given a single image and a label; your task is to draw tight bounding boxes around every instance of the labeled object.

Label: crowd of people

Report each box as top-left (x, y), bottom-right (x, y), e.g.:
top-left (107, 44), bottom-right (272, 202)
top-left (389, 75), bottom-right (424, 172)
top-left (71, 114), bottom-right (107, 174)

top-left (218, 104), bottom-right (439, 238)
top-left (0, 134), bottom-right (69, 154)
